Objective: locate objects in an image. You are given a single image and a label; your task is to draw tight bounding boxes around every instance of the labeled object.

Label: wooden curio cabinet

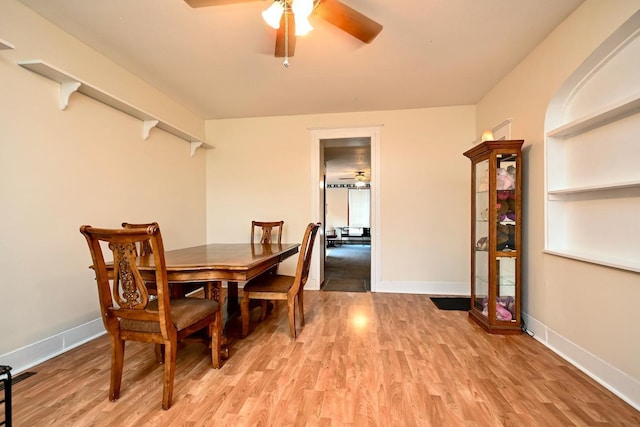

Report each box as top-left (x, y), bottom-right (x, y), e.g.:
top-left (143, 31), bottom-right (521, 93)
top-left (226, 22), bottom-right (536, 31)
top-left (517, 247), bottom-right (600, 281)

top-left (463, 140), bottom-right (524, 334)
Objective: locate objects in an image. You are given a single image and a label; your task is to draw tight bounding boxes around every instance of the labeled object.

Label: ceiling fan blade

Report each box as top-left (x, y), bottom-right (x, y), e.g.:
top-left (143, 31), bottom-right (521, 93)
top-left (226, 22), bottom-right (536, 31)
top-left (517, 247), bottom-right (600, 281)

top-left (184, 0), bottom-right (259, 7)
top-left (314, 0), bottom-right (383, 44)
top-left (274, 13), bottom-right (296, 57)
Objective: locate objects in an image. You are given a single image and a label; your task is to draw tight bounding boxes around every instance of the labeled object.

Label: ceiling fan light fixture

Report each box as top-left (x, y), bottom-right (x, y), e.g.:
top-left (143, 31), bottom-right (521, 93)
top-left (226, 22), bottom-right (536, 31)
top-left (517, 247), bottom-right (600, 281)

top-left (262, 1), bottom-right (284, 29)
top-left (354, 171), bottom-right (367, 187)
top-left (292, 0), bottom-right (314, 18)
top-left (294, 15), bottom-right (314, 36)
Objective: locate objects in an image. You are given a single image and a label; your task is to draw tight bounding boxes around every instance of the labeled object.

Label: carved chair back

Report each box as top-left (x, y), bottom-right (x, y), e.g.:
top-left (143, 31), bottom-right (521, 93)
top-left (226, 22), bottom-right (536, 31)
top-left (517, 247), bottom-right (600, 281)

top-left (251, 220), bottom-right (284, 245)
top-left (81, 223), bottom-right (174, 339)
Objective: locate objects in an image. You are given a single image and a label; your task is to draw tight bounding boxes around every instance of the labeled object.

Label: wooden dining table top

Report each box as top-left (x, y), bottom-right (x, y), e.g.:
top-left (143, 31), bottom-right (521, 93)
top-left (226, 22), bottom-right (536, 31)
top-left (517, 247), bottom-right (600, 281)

top-left (134, 242), bottom-right (300, 283)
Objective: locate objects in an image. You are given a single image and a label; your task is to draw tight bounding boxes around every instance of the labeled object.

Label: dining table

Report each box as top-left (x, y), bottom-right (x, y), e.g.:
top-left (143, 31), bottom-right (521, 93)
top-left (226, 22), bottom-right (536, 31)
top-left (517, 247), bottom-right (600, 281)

top-left (133, 242), bottom-right (300, 317)
top-left (104, 242), bottom-right (300, 356)
top-left (97, 240), bottom-right (300, 362)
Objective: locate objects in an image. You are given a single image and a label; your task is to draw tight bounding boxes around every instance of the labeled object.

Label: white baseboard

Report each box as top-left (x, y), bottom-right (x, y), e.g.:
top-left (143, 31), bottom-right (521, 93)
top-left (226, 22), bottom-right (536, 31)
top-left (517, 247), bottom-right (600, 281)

top-left (522, 313), bottom-right (640, 411)
top-left (2, 292), bottom-right (638, 412)
top-left (374, 280), bottom-right (469, 295)
top-left (0, 318), bottom-right (106, 375)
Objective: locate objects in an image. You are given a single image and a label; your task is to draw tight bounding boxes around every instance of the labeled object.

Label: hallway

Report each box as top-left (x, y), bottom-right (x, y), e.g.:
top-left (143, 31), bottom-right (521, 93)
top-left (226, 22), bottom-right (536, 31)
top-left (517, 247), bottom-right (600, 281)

top-left (323, 244), bottom-right (371, 291)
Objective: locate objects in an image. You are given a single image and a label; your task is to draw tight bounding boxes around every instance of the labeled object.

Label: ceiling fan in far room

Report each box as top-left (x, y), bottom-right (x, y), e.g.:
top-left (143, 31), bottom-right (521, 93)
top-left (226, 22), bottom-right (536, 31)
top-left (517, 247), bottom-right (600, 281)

top-left (184, 0), bottom-right (383, 65)
top-left (339, 171), bottom-right (368, 187)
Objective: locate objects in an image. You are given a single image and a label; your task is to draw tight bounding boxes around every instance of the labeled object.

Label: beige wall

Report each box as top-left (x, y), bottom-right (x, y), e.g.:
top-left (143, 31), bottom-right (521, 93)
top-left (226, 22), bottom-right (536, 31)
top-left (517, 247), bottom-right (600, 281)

top-left (0, 1), bottom-right (208, 355)
top-left (476, 0), bottom-right (640, 391)
top-left (205, 106), bottom-right (476, 287)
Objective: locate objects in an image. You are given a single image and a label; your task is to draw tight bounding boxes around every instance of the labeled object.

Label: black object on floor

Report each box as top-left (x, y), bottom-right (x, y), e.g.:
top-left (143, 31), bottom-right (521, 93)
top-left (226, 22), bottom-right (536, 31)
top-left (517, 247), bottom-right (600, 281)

top-left (0, 365), bottom-right (12, 427)
top-left (430, 297), bottom-right (470, 311)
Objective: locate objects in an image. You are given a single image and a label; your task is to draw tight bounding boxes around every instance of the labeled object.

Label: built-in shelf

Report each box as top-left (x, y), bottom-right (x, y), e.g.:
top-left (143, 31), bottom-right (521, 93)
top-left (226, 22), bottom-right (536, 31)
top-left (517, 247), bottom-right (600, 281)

top-left (545, 250), bottom-right (640, 273)
top-left (548, 180), bottom-right (640, 196)
top-left (0, 39), bottom-right (15, 50)
top-left (546, 94), bottom-right (640, 139)
top-left (18, 59), bottom-right (212, 157)
top-left (545, 13), bottom-right (640, 276)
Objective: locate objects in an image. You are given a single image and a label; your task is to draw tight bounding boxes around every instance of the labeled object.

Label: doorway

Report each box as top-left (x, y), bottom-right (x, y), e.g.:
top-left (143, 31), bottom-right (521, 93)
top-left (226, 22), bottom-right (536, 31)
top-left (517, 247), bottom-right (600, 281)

top-left (309, 126), bottom-right (381, 292)
top-left (323, 140), bottom-right (371, 291)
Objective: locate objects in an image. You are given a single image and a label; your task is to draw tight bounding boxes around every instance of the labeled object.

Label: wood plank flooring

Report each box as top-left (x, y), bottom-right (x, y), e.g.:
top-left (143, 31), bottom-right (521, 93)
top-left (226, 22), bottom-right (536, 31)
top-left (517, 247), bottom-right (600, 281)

top-left (10, 291), bottom-right (640, 426)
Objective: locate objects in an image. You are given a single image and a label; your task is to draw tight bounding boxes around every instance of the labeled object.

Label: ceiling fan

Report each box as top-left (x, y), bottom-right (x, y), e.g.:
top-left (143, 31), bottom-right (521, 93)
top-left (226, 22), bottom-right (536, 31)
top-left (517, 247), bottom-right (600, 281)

top-left (339, 171), bottom-right (368, 186)
top-left (184, 0), bottom-right (383, 59)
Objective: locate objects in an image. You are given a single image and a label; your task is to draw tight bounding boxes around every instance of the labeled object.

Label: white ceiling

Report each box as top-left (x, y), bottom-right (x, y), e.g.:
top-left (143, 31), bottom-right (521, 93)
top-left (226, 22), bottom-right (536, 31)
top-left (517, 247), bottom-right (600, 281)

top-left (18, 0), bottom-right (584, 121)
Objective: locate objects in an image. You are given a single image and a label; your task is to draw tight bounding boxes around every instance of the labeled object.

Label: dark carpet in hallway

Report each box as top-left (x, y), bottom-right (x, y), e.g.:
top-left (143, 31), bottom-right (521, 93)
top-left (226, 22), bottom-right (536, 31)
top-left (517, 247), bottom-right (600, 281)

top-left (323, 244), bottom-right (371, 292)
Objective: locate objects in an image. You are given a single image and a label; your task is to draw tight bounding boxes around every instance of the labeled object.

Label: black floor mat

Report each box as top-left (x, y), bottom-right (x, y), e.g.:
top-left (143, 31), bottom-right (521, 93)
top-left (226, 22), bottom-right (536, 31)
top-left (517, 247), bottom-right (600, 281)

top-left (430, 297), bottom-right (470, 311)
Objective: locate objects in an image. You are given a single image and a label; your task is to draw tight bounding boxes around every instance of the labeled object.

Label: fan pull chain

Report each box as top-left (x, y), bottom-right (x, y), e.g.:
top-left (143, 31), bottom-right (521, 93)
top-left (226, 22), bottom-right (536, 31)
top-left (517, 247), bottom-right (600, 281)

top-left (283, 10), bottom-right (290, 68)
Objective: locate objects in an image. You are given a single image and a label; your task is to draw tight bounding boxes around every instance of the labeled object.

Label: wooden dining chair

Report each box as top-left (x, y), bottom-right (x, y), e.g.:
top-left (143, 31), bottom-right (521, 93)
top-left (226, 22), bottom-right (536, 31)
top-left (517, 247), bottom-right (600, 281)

top-left (80, 223), bottom-right (222, 410)
top-left (248, 220), bottom-right (284, 318)
top-left (251, 220), bottom-right (284, 244)
top-left (241, 222), bottom-right (320, 338)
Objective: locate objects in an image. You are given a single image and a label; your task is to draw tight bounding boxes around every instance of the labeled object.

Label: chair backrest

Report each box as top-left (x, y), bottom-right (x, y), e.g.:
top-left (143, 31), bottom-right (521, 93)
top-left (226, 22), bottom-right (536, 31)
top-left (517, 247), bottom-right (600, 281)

top-left (80, 223), bottom-right (174, 339)
top-left (121, 222), bottom-right (155, 256)
top-left (251, 220), bottom-right (284, 244)
top-left (290, 222), bottom-right (321, 295)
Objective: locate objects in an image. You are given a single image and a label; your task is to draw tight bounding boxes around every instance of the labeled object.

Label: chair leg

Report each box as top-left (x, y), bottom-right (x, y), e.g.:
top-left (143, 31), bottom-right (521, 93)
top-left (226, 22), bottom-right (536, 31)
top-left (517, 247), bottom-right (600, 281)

top-left (154, 344), bottom-right (164, 364)
top-left (162, 339), bottom-right (177, 410)
top-left (211, 311), bottom-right (222, 369)
top-left (298, 291), bottom-right (305, 326)
top-left (287, 297), bottom-right (296, 338)
top-left (109, 336), bottom-right (125, 401)
top-left (240, 293), bottom-right (251, 337)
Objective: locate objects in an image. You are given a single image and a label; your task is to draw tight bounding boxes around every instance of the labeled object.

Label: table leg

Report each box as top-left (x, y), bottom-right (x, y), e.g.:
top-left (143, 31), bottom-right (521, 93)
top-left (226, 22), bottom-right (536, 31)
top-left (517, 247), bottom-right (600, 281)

top-left (204, 281), bottom-right (230, 360)
top-left (226, 281), bottom-right (240, 318)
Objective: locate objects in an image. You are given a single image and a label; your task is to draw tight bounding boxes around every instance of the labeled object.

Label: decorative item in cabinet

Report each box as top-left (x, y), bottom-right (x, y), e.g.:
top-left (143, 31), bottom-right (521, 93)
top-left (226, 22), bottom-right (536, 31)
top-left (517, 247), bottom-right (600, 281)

top-left (464, 140), bottom-right (523, 334)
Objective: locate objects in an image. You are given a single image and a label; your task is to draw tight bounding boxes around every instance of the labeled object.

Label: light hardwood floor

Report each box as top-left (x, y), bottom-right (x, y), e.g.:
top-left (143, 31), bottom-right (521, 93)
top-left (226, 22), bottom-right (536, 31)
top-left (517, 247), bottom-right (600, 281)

top-left (10, 290), bottom-right (640, 426)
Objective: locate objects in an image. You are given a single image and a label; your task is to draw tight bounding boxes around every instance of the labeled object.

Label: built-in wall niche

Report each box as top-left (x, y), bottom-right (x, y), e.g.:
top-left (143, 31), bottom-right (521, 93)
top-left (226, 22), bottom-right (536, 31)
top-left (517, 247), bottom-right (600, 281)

top-left (544, 10), bottom-right (640, 273)
top-left (18, 59), bottom-right (212, 157)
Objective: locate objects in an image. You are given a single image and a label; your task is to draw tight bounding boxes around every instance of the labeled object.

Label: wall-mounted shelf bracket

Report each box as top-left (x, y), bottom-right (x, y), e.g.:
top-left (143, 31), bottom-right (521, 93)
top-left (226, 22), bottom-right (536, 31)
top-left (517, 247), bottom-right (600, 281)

top-left (17, 59), bottom-right (213, 157)
top-left (61, 81), bottom-right (81, 110)
top-left (190, 141), bottom-right (203, 157)
top-left (143, 120), bottom-right (159, 140)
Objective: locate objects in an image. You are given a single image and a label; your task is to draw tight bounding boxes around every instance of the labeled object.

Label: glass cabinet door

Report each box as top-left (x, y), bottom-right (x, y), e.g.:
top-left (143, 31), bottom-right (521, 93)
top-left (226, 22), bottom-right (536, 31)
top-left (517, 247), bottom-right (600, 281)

top-left (494, 152), bottom-right (518, 323)
top-left (473, 159), bottom-right (489, 316)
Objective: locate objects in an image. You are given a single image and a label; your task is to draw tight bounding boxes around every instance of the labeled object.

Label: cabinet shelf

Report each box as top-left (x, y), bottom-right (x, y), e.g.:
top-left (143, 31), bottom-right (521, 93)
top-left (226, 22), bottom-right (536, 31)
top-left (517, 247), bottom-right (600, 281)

top-left (0, 39), bottom-right (14, 50)
top-left (18, 59), bottom-right (212, 157)
top-left (546, 94), bottom-right (640, 139)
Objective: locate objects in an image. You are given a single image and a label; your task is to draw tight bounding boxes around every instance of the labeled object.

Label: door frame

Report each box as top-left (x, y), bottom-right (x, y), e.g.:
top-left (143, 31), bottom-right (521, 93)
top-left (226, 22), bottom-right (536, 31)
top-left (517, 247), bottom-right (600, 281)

top-left (309, 125), bottom-right (381, 292)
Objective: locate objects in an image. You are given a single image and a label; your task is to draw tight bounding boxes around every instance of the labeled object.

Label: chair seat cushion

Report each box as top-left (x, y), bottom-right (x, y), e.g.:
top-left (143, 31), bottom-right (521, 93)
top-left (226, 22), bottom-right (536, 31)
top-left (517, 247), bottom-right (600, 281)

top-left (120, 298), bottom-right (219, 333)
top-left (243, 274), bottom-right (294, 294)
